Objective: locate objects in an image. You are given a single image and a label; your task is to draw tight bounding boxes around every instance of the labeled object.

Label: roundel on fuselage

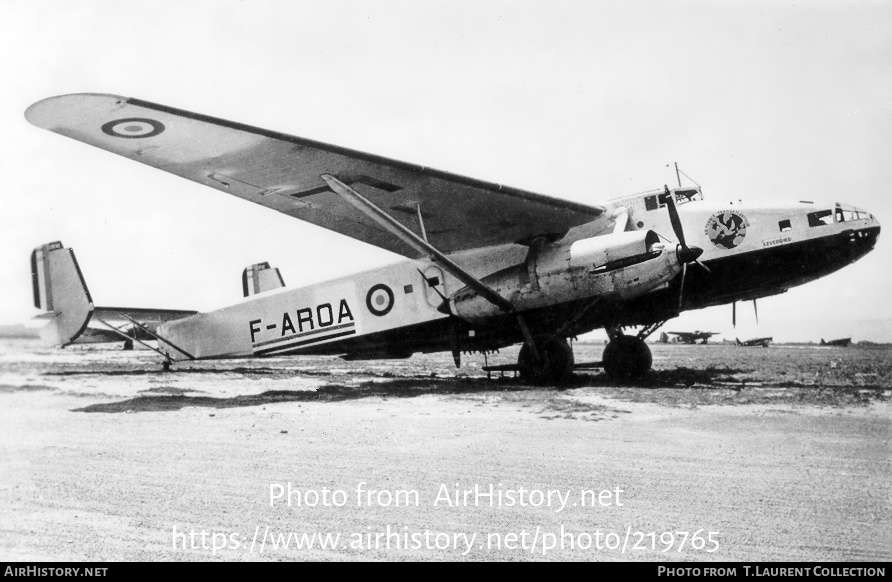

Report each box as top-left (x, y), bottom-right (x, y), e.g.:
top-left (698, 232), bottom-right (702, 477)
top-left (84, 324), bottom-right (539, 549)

top-left (366, 284), bottom-right (394, 316)
top-left (705, 210), bottom-right (750, 250)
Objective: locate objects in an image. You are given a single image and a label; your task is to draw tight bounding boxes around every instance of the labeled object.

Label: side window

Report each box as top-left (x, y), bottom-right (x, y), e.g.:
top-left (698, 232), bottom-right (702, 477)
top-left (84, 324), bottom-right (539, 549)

top-left (807, 210), bottom-right (833, 227)
top-left (644, 195), bottom-right (658, 211)
top-left (778, 219), bottom-right (792, 232)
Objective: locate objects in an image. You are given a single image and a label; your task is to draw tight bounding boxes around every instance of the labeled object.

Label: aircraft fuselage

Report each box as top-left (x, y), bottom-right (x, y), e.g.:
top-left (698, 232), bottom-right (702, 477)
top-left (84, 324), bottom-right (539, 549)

top-left (156, 192), bottom-right (879, 361)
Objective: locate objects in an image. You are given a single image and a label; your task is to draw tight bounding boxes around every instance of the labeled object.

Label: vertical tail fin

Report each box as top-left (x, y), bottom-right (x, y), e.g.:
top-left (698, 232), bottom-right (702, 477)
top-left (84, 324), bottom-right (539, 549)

top-left (241, 262), bottom-right (285, 297)
top-left (31, 241), bottom-right (94, 345)
top-left (735, 337), bottom-right (742, 346)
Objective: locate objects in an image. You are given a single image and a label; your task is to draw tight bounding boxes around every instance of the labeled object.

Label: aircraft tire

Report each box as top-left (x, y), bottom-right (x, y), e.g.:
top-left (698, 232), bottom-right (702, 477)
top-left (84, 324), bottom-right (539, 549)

top-left (602, 335), bottom-right (652, 380)
top-left (518, 337), bottom-right (575, 385)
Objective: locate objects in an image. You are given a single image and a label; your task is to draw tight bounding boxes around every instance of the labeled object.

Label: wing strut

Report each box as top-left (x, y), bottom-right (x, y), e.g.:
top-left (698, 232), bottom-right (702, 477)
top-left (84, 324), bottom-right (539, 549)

top-left (323, 174), bottom-right (551, 361)
top-left (415, 203), bottom-right (429, 243)
top-left (119, 314), bottom-right (196, 360)
top-left (93, 317), bottom-right (172, 361)
top-left (321, 174), bottom-right (514, 314)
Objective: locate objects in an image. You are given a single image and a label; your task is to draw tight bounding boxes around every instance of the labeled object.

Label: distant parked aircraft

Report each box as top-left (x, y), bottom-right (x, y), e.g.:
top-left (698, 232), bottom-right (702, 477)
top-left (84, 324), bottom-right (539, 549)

top-left (663, 330), bottom-right (720, 344)
top-left (820, 337), bottom-right (851, 347)
top-left (736, 337), bottom-right (772, 347)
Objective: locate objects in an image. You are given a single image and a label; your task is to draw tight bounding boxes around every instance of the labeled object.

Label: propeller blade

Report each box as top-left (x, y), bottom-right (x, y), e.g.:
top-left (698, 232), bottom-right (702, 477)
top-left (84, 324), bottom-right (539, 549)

top-left (678, 263), bottom-right (687, 311)
top-left (694, 259), bottom-right (712, 274)
top-left (732, 301), bottom-right (737, 328)
top-left (662, 185), bottom-right (687, 248)
top-left (753, 299), bottom-right (759, 325)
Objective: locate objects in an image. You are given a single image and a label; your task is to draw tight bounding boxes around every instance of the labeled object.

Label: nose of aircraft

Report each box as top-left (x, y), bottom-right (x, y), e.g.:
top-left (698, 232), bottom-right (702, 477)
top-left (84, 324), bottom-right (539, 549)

top-left (865, 209), bottom-right (879, 239)
top-left (848, 211), bottom-right (880, 255)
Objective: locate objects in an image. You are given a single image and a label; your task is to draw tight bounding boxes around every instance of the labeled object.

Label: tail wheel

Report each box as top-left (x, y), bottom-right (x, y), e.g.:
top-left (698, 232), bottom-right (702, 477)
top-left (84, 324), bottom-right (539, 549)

top-left (518, 337), bottom-right (575, 385)
top-left (602, 335), bottom-right (652, 380)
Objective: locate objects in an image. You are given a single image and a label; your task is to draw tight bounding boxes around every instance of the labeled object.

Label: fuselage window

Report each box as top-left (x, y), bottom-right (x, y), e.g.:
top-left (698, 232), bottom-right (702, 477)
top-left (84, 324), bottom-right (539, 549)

top-left (644, 195), bottom-right (658, 211)
top-left (807, 209), bottom-right (833, 227)
top-left (778, 219), bottom-right (792, 232)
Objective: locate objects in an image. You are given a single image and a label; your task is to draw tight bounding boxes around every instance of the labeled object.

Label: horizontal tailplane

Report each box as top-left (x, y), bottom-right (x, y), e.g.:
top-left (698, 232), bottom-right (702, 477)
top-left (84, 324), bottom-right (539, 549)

top-left (31, 241), bottom-right (94, 345)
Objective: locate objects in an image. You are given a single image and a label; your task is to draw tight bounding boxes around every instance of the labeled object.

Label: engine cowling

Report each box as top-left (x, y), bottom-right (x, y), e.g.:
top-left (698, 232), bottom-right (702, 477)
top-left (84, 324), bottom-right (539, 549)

top-left (569, 230), bottom-right (661, 270)
top-left (449, 230), bottom-right (682, 324)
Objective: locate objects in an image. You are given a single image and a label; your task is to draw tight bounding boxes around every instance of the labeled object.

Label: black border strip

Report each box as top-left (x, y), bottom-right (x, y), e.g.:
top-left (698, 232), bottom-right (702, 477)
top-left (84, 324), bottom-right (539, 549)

top-left (30, 248), bottom-right (40, 309)
top-left (252, 321), bottom-right (355, 349)
top-left (126, 98), bottom-right (603, 218)
top-left (241, 268), bottom-right (250, 298)
top-left (254, 329), bottom-right (357, 356)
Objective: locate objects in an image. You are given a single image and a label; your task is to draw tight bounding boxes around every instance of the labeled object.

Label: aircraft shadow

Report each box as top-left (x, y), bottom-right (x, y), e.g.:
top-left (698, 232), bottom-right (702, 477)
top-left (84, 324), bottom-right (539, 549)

top-left (71, 367), bottom-right (750, 413)
top-left (44, 367), bottom-right (303, 377)
top-left (590, 366), bottom-right (749, 388)
top-left (71, 377), bottom-right (531, 413)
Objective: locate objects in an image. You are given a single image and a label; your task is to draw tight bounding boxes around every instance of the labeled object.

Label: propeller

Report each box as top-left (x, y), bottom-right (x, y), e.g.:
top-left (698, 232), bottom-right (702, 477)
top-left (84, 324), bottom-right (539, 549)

top-left (659, 185), bottom-right (706, 310)
top-left (660, 185), bottom-right (712, 272)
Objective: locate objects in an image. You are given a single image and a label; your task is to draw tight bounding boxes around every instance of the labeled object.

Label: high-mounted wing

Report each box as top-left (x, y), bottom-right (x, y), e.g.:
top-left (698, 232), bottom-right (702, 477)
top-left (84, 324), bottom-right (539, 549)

top-left (26, 94), bottom-right (605, 258)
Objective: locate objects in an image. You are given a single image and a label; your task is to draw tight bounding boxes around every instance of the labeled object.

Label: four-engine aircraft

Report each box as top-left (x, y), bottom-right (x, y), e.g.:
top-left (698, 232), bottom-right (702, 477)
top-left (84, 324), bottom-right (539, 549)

top-left (25, 93), bottom-right (881, 382)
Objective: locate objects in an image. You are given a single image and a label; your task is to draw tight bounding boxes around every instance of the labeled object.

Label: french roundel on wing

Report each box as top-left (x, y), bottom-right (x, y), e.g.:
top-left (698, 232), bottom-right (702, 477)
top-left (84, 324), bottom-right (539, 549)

top-left (366, 284), bottom-right (394, 316)
top-left (101, 118), bottom-right (165, 139)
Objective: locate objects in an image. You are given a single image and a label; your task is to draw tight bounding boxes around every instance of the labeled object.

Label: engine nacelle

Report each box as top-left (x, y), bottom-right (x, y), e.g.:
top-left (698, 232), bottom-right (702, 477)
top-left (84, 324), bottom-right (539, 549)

top-left (569, 230), bottom-right (662, 270)
top-left (449, 230), bottom-right (681, 324)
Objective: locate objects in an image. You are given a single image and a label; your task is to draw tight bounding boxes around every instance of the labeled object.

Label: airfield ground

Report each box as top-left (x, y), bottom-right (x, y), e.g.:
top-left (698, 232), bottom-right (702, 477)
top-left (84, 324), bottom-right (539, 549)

top-left (0, 339), bottom-right (889, 561)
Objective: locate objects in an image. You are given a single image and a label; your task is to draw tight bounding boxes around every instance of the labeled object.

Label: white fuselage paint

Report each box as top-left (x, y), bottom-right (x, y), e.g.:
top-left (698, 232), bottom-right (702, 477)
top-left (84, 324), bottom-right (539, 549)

top-left (157, 192), bottom-right (879, 361)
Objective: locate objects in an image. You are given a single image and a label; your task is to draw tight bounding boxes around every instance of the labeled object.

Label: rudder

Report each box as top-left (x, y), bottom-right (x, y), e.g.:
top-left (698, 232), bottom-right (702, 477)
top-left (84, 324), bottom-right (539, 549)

top-left (31, 241), bottom-right (94, 345)
top-left (242, 262), bottom-right (285, 297)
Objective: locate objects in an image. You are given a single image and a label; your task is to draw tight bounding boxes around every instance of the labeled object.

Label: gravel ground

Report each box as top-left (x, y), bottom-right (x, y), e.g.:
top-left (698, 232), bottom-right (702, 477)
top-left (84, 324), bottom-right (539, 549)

top-left (0, 339), bottom-right (889, 561)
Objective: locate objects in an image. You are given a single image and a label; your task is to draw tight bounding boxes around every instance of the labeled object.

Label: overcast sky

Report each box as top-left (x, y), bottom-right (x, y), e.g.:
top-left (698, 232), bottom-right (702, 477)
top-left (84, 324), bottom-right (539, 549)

top-left (2, 0), bottom-right (890, 342)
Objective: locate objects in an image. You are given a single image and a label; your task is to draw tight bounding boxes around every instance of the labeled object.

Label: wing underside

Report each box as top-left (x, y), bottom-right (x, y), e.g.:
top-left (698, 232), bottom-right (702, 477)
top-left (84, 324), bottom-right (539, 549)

top-left (26, 93), bottom-right (605, 258)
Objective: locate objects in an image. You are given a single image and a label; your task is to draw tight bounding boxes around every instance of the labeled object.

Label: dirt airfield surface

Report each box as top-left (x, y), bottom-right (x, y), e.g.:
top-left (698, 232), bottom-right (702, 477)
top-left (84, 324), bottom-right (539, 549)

top-left (0, 339), bottom-right (890, 561)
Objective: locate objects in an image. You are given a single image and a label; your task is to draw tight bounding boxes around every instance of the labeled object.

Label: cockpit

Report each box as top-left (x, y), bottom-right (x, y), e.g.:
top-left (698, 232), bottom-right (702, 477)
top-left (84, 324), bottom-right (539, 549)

top-left (834, 203), bottom-right (873, 223)
top-left (639, 186), bottom-right (703, 211)
top-left (807, 203), bottom-right (874, 227)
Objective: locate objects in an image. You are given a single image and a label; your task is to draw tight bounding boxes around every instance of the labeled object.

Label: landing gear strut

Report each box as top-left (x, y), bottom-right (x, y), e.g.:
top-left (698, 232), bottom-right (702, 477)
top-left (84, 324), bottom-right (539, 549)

top-left (518, 337), bottom-right (574, 385)
top-left (602, 333), bottom-right (652, 380)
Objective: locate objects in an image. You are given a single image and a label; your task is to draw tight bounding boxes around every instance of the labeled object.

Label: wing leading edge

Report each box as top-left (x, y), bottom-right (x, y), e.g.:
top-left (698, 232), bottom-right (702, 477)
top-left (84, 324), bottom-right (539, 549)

top-left (26, 94), bottom-right (605, 258)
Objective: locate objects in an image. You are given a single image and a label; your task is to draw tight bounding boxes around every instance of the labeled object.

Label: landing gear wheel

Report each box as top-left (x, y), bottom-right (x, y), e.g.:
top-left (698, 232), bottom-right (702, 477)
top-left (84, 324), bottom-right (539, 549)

top-left (518, 337), bottom-right (575, 385)
top-left (602, 335), bottom-right (652, 380)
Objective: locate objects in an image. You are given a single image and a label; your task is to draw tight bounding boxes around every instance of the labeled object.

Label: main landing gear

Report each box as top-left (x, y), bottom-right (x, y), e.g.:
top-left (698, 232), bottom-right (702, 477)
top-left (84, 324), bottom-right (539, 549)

top-left (602, 330), bottom-right (652, 380)
top-left (517, 336), bottom-right (575, 385)
top-left (509, 321), bottom-right (658, 384)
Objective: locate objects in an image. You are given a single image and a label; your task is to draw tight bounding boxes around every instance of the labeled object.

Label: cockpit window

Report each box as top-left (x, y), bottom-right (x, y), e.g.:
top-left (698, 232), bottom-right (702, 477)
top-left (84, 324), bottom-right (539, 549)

top-left (807, 209), bottom-right (833, 227)
top-left (673, 189), bottom-right (701, 205)
top-left (835, 203), bottom-right (868, 222)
